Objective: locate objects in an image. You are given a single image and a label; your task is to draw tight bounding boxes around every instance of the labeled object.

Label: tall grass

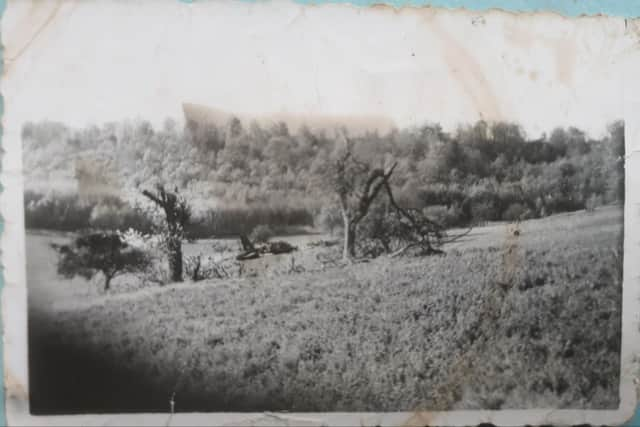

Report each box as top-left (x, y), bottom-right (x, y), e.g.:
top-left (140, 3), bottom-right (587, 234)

top-left (28, 208), bottom-right (623, 412)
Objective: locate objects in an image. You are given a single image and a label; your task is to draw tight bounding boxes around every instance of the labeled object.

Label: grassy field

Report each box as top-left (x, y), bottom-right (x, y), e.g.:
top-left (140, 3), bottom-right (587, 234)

top-left (27, 206), bottom-right (623, 413)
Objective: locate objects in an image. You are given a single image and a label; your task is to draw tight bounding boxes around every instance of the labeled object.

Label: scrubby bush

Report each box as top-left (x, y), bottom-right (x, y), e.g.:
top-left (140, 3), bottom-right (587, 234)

top-left (184, 254), bottom-right (230, 282)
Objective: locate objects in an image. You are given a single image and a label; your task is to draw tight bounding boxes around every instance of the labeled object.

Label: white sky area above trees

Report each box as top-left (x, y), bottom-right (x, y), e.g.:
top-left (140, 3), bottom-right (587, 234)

top-left (2, 0), bottom-right (631, 139)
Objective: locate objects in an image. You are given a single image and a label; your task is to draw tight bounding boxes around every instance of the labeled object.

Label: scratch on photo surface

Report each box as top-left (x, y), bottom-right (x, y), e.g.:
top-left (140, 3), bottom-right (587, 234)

top-left (220, 411), bottom-right (325, 426)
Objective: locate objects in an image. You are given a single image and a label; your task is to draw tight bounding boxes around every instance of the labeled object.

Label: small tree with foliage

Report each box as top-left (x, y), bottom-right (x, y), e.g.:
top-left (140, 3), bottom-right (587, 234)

top-left (142, 184), bottom-right (191, 282)
top-left (53, 232), bottom-right (150, 291)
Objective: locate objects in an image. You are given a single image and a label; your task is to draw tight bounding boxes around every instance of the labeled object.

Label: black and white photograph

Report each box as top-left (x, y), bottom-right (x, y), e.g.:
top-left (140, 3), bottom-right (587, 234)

top-left (2, 1), bottom-right (639, 425)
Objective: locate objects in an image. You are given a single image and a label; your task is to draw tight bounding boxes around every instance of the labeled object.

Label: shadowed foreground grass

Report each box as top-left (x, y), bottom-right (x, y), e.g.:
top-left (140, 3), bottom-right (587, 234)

top-left (29, 208), bottom-right (622, 413)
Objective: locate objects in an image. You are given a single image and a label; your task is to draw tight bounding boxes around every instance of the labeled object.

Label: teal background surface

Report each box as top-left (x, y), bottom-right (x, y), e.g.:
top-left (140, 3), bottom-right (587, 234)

top-left (293, 0), bottom-right (640, 17)
top-left (1, 0), bottom-right (638, 425)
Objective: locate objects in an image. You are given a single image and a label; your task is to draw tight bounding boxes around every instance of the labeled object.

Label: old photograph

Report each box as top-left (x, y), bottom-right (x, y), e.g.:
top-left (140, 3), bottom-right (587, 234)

top-left (2, 0), bottom-right (638, 425)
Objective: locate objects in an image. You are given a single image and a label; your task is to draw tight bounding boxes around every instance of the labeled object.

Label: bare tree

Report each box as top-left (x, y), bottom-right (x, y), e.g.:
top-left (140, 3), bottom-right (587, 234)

top-left (382, 183), bottom-right (446, 257)
top-left (142, 184), bottom-right (191, 282)
top-left (331, 150), bottom-right (396, 260)
top-left (330, 148), bottom-right (470, 260)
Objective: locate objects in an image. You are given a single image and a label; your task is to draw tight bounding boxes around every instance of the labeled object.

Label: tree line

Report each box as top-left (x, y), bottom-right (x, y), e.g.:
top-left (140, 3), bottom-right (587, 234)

top-left (23, 117), bottom-right (625, 239)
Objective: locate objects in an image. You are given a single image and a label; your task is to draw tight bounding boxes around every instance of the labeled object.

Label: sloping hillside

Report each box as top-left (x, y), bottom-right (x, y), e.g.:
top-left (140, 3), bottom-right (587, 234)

top-left (28, 207), bottom-right (623, 413)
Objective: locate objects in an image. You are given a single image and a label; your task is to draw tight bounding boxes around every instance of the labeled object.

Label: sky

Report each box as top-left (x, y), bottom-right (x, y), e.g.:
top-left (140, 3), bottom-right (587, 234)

top-left (1, 0), bottom-right (632, 139)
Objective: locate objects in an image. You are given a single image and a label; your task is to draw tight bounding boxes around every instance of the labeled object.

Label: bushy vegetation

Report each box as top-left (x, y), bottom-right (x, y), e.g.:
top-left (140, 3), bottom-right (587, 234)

top-left (142, 184), bottom-right (192, 282)
top-left (24, 116), bottom-right (625, 412)
top-left (30, 207), bottom-right (622, 411)
top-left (117, 228), bottom-right (171, 287)
top-left (184, 254), bottom-right (231, 282)
top-left (52, 231), bottom-right (150, 290)
top-left (23, 118), bottom-right (624, 235)
top-left (24, 191), bottom-right (154, 233)
top-left (25, 191), bottom-right (313, 238)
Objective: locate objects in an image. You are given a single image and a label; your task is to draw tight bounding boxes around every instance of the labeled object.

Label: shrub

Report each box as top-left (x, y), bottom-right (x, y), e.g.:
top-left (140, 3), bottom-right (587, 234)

top-left (184, 254), bottom-right (230, 282)
top-left (52, 231), bottom-right (151, 291)
top-left (250, 224), bottom-right (275, 243)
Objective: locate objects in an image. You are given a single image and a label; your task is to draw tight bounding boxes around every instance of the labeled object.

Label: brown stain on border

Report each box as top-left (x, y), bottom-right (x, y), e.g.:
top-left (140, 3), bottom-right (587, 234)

top-left (421, 10), bottom-right (503, 122)
top-left (402, 410), bottom-right (434, 427)
top-left (5, 370), bottom-right (27, 401)
top-left (302, 2), bottom-right (600, 111)
top-left (552, 38), bottom-right (578, 86)
top-left (503, 15), bottom-right (580, 87)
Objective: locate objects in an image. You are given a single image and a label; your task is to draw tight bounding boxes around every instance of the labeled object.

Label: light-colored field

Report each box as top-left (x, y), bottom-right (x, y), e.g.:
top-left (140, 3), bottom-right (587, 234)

top-left (27, 206), bottom-right (623, 413)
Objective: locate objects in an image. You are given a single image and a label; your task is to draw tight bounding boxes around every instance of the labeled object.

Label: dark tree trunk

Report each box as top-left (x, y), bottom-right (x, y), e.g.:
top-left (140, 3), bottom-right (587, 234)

top-left (346, 223), bottom-right (356, 259)
top-left (104, 274), bottom-right (113, 291)
top-left (342, 208), bottom-right (351, 260)
top-left (342, 213), bottom-right (357, 260)
top-left (168, 237), bottom-right (183, 282)
top-left (142, 185), bottom-right (190, 284)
